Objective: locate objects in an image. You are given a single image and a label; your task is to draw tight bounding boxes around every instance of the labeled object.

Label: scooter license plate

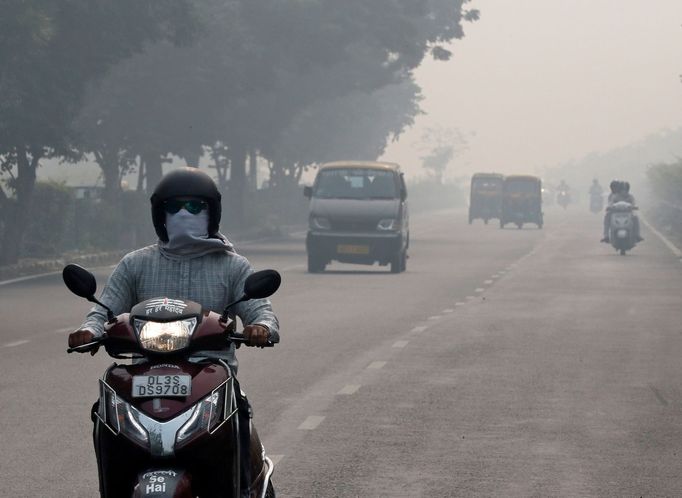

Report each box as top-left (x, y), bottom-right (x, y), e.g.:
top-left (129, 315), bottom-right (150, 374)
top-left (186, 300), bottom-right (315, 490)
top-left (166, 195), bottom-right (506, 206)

top-left (132, 375), bottom-right (192, 398)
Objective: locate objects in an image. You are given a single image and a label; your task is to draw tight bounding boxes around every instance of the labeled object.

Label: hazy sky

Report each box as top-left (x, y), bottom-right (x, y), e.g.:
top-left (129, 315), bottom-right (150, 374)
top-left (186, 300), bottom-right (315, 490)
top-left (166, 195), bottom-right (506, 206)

top-left (381, 0), bottom-right (682, 179)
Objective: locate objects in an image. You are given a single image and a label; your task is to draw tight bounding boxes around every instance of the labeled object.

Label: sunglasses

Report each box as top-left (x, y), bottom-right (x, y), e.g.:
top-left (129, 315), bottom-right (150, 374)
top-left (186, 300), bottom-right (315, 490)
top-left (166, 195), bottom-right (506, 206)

top-left (164, 199), bottom-right (208, 215)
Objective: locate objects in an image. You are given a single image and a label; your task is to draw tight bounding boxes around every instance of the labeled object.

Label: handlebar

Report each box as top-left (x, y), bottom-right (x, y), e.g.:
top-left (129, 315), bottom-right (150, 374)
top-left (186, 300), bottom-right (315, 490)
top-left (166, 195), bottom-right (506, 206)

top-left (66, 331), bottom-right (273, 354)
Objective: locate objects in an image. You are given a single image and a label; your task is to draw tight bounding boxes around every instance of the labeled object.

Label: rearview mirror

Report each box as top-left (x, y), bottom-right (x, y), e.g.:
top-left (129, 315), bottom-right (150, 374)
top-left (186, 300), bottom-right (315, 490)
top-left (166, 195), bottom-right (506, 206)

top-left (220, 269), bottom-right (281, 322)
top-left (244, 269), bottom-right (281, 300)
top-left (63, 264), bottom-right (97, 299)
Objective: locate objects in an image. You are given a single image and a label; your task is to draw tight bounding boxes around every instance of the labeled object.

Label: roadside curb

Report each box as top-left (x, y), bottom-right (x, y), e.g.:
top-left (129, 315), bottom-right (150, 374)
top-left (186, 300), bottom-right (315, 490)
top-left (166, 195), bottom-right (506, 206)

top-left (641, 216), bottom-right (682, 259)
top-left (0, 250), bottom-right (126, 285)
top-left (0, 224), bottom-right (306, 286)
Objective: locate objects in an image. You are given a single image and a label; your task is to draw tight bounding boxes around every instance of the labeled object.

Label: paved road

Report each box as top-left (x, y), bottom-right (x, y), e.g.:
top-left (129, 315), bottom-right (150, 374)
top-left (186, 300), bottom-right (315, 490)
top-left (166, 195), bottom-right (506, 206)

top-left (1, 207), bottom-right (681, 497)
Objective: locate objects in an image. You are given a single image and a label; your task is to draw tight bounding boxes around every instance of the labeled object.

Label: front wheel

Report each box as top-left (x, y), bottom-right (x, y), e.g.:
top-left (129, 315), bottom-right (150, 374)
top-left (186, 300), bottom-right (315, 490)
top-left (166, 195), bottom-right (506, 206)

top-left (619, 248), bottom-right (626, 256)
top-left (265, 480), bottom-right (276, 498)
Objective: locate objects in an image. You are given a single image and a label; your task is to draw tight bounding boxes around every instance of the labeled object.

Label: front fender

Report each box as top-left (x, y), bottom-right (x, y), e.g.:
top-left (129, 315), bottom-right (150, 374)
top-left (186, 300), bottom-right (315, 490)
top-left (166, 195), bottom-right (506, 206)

top-left (132, 469), bottom-right (193, 498)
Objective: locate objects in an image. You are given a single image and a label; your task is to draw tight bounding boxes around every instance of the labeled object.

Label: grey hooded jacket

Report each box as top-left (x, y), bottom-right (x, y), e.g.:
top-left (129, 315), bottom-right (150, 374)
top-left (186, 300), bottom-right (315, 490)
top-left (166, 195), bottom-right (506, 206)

top-left (79, 244), bottom-right (279, 372)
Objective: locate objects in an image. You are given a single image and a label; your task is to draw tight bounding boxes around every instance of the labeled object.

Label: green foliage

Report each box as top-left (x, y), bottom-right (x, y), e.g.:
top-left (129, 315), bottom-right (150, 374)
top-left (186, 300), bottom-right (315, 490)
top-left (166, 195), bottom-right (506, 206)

top-left (22, 181), bottom-right (74, 257)
top-left (647, 160), bottom-right (682, 204)
top-left (646, 159), bottom-right (682, 243)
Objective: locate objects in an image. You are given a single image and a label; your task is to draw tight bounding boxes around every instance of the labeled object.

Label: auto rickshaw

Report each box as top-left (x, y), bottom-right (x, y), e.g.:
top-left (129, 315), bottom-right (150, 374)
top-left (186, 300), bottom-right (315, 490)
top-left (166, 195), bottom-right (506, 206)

top-left (468, 173), bottom-right (504, 224)
top-left (500, 175), bottom-right (543, 229)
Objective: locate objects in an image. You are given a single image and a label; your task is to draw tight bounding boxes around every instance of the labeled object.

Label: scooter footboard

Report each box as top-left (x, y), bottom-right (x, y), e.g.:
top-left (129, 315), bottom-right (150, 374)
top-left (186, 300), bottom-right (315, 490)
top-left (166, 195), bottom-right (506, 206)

top-left (132, 469), bottom-right (193, 498)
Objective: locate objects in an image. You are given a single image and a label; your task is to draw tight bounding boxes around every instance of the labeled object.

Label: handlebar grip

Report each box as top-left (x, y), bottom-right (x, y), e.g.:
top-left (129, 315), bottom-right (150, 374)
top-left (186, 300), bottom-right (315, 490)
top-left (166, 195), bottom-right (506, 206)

top-left (227, 333), bottom-right (274, 348)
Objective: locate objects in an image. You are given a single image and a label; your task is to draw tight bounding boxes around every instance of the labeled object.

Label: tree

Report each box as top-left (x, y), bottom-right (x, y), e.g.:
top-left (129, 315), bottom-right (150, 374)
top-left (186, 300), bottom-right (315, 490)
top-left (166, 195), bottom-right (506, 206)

top-left (68, 0), bottom-right (478, 227)
top-left (419, 127), bottom-right (470, 184)
top-left (0, 0), bottom-right (195, 264)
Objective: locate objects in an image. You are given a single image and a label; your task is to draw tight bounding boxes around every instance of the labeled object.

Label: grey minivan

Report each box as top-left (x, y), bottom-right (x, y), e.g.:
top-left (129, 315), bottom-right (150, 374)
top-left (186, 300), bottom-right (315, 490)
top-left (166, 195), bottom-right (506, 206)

top-left (303, 161), bottom-right (409, 273)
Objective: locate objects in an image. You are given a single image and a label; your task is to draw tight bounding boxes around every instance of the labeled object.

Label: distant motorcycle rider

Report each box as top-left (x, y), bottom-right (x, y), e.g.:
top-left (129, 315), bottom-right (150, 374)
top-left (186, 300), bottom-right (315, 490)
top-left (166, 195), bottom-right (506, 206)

top-left (68, 167), bottom-right (278, 496)
top-left (589, 178), bottom-right (603, 197)
top-left (601, 180), bottom-right (643, 243)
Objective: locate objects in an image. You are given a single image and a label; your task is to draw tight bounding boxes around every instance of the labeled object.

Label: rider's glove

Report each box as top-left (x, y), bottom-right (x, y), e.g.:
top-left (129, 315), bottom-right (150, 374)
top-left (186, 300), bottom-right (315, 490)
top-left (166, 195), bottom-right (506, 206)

top-left (243, 324), bottom-right (270, 347)
top-left (68, 329), bottom-right (99, 355)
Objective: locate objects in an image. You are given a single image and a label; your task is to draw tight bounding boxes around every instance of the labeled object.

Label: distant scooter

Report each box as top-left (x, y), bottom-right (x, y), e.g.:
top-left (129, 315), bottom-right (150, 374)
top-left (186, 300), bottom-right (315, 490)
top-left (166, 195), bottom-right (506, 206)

top-left (589, 193), bottom-right (603, 213)
top-left (557, 190), bottom-right (571, 209)
top-left (608, 201), bottom-right (638, 255)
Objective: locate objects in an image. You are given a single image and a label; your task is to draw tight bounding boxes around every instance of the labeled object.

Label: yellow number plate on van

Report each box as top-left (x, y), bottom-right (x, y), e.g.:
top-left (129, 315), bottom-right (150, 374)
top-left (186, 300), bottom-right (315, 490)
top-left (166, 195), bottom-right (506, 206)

top-left (337, 244), bottom-right (370, 255)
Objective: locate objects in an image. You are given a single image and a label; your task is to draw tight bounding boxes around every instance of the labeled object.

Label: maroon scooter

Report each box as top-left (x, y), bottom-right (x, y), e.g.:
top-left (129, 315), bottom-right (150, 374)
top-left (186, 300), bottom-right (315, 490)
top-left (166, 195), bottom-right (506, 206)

top-left (63, 264), bottom-right (280, 498)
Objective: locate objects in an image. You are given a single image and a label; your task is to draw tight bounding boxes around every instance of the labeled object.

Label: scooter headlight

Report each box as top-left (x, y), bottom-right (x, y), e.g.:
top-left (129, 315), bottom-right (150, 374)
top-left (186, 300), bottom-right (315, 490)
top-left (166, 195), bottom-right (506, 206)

top-left (134, 318), bottom-right (196, 353)
top-left (175, 382), bottom-right (234, 448)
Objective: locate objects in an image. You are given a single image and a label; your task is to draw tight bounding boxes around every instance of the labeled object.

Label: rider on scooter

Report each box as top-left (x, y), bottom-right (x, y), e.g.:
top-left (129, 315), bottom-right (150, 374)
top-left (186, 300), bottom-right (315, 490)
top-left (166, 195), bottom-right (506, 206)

top-left (68, 167), bottom-right (279, 496)
top-left (601, 180), bottom-right (643, 243)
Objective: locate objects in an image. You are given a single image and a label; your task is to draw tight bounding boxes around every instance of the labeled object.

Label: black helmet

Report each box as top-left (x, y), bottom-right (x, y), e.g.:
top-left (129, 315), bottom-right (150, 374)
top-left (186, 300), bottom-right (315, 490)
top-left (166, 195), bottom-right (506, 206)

top-left (623, 181), bottom-right (630, 193)
top-left (609, 179), bottom-right (620, 192)
top-left (150, 168), bottom-right (222, 241)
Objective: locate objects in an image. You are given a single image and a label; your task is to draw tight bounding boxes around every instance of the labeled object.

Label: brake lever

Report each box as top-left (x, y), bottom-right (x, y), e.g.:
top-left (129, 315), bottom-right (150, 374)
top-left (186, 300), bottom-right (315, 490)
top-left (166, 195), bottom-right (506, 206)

top-left (67, 334), bottom-right (106, 354)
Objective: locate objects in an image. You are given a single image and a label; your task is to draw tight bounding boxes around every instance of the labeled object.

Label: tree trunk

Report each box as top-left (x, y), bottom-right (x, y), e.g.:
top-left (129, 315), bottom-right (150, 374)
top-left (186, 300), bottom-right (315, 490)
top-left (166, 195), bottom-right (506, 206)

top-left (144, 153), bottom-right (164, 194)
top-left (95, 148), bottom-right (122, 203)
top-left (227, 144), bottom-right (247, 228)
top-left (136, 158), bottom-right (146, 192)
top-left (248, 149), bottom-right (258, 191)
top-left (0, 146), bottom-right (41, 265)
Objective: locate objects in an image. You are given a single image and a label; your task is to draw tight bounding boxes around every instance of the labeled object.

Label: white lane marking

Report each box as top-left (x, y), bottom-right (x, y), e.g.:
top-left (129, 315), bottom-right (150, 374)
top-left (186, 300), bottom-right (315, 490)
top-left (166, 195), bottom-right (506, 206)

top-left (475, 288), bottom-right (485, 293)
top-left (0, 271), bottom-right (61, 286)
top-left (367, 361), bottom-right (387, 370)
top-left (466, 296), bottom-right (476, 301)
top-left (484, 280), bottom-right (493, 285)
top-left (392, 340), bottom-right (409, 349)
top-left (298, 416), bottom-right (325, 430)
top-left (641, 217), bottom-right (682, 258)
top-left (411, 325), bottom-right (428, 333)
top-left (428, 315), bottom-right (442, 320)
top-left (491, 274), bottom-right (500, 279)
top-left (337, 384), bottom-right (361, 395)
top-left (270, 454), bottom-right (285, 466)
top-left (442, 308), bottom-right (454, 313)
top-left (55, 326), bottom-right (75, 334)
top-left (4, 340), bottom-right (29, 348)
top-left (455, 302), bottom-right (465, 306)
top-left (499, 270), bottom-right (507, 275)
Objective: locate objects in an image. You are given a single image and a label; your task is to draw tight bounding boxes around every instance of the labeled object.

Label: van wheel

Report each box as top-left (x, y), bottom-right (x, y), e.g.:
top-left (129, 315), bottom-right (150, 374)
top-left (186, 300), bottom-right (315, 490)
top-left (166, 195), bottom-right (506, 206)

top-left (390, 250), bottom-right (406, 273)
top-left (499, 221), bottom-right (505, 229)
top-left (307, 253), bottom-right (326, 273)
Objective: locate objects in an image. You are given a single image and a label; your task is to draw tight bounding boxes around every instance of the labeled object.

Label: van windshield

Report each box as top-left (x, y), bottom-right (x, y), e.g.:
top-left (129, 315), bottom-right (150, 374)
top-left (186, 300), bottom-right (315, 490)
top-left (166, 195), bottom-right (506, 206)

top-left (473, 178), bottom-right (502, 191)
top-left (505, 180), bottom-right (538, 194)
top-left (314, 168), bottom-right (397, 199)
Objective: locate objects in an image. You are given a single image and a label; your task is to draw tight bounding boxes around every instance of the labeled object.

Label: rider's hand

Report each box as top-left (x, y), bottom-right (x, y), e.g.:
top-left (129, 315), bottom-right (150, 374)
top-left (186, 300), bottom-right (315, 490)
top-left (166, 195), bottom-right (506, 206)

top-left (243, 324), bottom-right (270, 347)
top-left (68, 329), bottom-right (99, 355)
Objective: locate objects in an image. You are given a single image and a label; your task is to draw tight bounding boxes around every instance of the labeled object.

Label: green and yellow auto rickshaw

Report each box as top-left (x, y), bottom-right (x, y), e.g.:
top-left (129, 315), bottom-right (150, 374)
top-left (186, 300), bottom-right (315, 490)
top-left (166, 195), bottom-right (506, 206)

top-left (468, 173), bottom-right (504, 224)
top-left (500, 175), bottom-right (543, 229)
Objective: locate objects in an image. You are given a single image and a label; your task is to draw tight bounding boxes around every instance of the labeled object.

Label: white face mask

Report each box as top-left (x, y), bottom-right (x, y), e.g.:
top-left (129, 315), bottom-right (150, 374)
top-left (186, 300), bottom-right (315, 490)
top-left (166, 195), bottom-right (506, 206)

top-left (165, 209), bottom-right (209, 241)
